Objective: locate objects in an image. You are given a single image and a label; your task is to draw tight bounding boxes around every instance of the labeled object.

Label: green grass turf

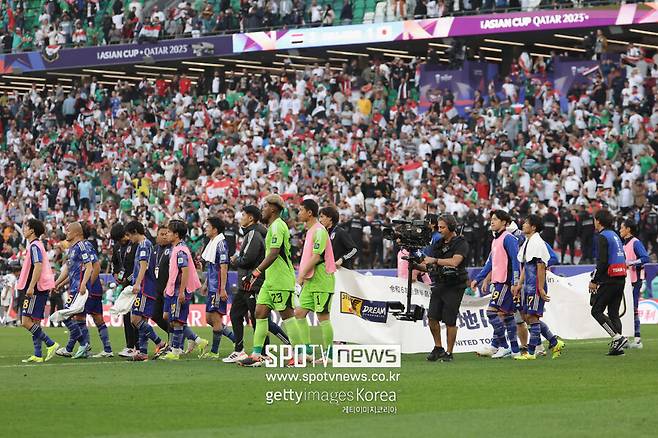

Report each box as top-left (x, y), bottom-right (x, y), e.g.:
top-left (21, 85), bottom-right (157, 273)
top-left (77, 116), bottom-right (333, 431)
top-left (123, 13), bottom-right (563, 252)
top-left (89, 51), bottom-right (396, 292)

top-left (1, 325), bottom-right (657, 437)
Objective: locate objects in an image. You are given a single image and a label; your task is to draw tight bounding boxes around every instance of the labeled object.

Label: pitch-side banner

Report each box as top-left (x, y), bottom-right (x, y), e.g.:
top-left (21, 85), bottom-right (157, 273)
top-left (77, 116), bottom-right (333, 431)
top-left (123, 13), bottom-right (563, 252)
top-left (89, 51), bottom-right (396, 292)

top-left (331, 270), bottom-right (633, 354)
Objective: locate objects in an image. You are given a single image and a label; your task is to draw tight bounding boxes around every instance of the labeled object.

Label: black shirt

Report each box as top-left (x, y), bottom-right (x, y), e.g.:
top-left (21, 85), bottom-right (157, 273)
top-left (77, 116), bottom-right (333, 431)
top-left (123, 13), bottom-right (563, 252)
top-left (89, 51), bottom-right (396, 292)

top-left (328, 225), bottom-right (358, 269)
top-left (154, 244), bottom-right (172, 296)
top-left (111, 241), bottom-right (136, 286)
top-left (429, 235), bottom-right (469, 285)
top-left (223, 222), bottom-right (239, 257)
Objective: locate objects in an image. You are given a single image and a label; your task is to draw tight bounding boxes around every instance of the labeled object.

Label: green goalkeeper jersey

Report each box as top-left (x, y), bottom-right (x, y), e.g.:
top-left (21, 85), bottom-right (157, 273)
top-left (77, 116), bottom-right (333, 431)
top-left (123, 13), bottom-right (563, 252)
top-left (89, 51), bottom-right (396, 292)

top-left (263, 217), bottom-right (295, 291)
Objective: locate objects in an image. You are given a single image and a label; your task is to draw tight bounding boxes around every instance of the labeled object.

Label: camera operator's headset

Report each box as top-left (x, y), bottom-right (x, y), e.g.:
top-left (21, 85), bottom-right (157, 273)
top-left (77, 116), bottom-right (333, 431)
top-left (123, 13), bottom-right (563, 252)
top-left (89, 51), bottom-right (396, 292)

top-left (439, 214), bottom-right (460, 234)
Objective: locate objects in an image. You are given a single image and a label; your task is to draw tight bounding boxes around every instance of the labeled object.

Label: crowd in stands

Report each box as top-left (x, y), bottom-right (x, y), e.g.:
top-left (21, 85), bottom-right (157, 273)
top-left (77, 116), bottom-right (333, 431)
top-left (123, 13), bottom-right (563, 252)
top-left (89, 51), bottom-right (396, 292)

top-left (0, 0), bottom-right (629, 53)
top-left (0, 34), bottom-right (658, 276)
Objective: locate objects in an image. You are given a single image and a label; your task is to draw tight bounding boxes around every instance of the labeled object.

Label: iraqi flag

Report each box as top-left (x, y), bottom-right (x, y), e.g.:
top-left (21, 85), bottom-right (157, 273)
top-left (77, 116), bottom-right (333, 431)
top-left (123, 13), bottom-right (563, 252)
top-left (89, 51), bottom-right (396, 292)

top-left (44, 45), bottom-right (61, 62)
top-left (400, 162), bottom-right (423, 182)
top-left (205, 178), bottom-right (232, 199)
top-left (139, 24), bottom-right (161, 39)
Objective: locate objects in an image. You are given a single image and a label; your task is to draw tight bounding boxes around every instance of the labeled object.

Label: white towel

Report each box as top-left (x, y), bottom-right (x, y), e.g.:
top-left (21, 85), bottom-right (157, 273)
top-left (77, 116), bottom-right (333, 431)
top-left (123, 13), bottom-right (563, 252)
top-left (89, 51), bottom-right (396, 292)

top-left (109, 285), bottom-right (136, 316)
top-left (518, 232), bottom-right (550, 265)
top-left (201, 233), bottom-right (225, 264)
top-left (49, 292), bottom-right (89, 325)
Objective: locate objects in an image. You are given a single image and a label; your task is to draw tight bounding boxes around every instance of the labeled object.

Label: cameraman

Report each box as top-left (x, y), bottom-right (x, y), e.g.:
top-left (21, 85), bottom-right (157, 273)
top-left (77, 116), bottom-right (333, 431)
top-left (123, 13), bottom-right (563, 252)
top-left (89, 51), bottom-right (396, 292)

top-left (421, 214), bottom-right (469, 363)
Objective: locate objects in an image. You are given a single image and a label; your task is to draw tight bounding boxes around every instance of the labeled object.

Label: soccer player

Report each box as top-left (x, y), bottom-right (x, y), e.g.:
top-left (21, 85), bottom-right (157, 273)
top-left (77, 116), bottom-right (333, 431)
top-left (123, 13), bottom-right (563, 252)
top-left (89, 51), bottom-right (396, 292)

top-left (294, 199), bottom-right (336, 363)
top-left (239, 194), bottom-right (301, 367)
top-left (514, 215), bottom-right (564, 360)
top-left (125, 221), bottom-right (168, 361)
top-left (620, 219), bottom-right (650, 349)
top-left (589, 210), bottom-right (629, 356)
top-left (161, 220), bottom-right (204, 361)
top-left (226, 205), bottom-right (291, 363)
top-left (471, 210), bottom-right (521, 359)
top-left (55, 222), bottom-right (94, 359)
top-left (81, 223), bottom-right (113, 358)
top-left (199, 217), bottom-right (236, 359)
top-left (18, 219), bottom-right (59, 363)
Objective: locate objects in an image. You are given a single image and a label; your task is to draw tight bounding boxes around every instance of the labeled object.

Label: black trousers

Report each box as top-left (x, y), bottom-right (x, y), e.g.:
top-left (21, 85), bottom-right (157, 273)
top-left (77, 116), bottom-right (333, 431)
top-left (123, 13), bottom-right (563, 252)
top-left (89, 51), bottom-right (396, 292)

top-left (580, 234), bottom-right (593, 262)
top-left (560, 239), bottom-right (576, 263)
top-left (230, 290), bottom-right (269, 352)
top-left (591, 282), bottom-right (625, 336)
top-left (152, 293), bottom-right (169, 333)
top-left (123, 314), bottom-right (138, 349)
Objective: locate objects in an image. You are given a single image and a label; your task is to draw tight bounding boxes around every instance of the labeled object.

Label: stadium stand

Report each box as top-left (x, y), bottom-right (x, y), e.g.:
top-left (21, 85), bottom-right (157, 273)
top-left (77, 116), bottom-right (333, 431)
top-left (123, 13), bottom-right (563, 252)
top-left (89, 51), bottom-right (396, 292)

top-left (0, 1), bottom-right (628, 53)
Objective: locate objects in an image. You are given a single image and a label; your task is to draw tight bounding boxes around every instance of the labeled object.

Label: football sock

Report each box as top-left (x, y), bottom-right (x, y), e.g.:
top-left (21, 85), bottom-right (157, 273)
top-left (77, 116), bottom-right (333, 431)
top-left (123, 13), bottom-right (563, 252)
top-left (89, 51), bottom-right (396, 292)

top-left (319, 320), bottom-right (334, 357)
top-left (487, 311), bottom-right (508, 349)
top-left (137, 323), bottom-right (148, 354)
top-left (183, 325), bottom-right (198, 341)
top-left (172, 326), bottom-right (184, 351)
top-left (503, 316), bottom-right (519, 353)
top-left (212, 330), bottom-right (221, 354)
top-left (97, 324), bottom-right (112, 353)
top-left (29, 324), bottom-right (49, 357)
top-left (78, 321), bottom-right (90, 346)
top-left (528, 323), bottom-right (541, 355)
top-left (220, 326), bottom-right (235, 342)
top-left (540, 320), bottom-right (557, 348)
top-left (296, 317), bottom-right (312, 354)
top-left (30, 323), bottom-right (54, 347)
top-left (65, 319), bottom-right (81, 352)
top-left (282, 317), bottom-right (301, 354)
top-left (252, 318), bottom-right (268, 355)
top-left (269, 319), bottom-right (291, 345)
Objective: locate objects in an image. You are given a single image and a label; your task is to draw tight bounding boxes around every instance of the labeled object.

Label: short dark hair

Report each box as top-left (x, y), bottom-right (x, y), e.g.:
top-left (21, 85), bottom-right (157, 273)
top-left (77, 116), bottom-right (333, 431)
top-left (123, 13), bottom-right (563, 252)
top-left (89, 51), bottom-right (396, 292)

top-left (301, 199), bottom-right (319, 217)
top-left (622, 218), bottom-right (638, 236)
top-left (168, 220), bottom-right (188, 239)
top-left (595, 209), bottom-right (615, 229)
top-left (125, 220), bottom-right (145, 235)
top-left (81, 222), bottom-right (92, 239)
top-left (243, 205), bottom-right (262, 223)
top-left (207, 217), bottom-right (225, 234)
top-left (526, 214), bottom-right (544, 233)
top-left (319, 206), bottom-right (339, 226)
top-left (26, 218), bottom-right (45, 238)
top-left (491, 209), bottom-right (512, 225)
top-left (110, 223), bottom-right (125, 241)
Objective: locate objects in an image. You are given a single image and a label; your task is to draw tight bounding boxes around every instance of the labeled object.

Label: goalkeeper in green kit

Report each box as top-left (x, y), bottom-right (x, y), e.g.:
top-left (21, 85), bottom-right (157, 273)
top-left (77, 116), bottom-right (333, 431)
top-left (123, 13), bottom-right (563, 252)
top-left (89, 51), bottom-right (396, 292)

top-left (294, 199), bottom-right (336, 364)
top-left (239, 194), bottom-right (302, 367)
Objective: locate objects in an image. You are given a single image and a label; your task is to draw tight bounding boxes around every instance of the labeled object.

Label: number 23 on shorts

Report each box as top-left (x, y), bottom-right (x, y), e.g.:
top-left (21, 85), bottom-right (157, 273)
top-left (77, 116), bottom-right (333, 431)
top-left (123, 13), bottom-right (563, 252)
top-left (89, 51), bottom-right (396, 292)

top-left (272, 292), bottom-right (283, 303)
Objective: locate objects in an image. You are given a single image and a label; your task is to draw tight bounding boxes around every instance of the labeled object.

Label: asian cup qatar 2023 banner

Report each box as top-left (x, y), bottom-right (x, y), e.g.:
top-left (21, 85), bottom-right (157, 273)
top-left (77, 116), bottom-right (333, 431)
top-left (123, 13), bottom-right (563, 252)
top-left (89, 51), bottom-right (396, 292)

top-left (331, 269), bottom-right (634, 354)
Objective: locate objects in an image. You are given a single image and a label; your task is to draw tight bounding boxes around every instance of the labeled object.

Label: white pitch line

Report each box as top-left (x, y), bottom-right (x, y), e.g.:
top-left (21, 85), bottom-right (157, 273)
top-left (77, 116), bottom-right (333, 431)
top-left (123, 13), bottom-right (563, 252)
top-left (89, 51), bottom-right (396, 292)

top-left (0, 361), bottom-right (134, 368)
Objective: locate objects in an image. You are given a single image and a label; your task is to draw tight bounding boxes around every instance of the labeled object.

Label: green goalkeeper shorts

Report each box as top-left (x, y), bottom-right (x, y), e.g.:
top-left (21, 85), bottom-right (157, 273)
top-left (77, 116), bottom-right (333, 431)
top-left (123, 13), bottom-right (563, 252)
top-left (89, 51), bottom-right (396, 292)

top-left (299, 286), bottom-right (333, 313)
top-left (256, 285), bottom-right (293, 312)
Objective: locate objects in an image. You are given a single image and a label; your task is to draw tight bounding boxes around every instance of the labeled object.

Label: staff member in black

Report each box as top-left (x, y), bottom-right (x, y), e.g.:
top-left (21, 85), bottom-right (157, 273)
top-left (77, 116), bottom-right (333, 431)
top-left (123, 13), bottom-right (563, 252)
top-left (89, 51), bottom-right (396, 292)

top-left (589, 209), bottom-right (628, 356)
top-left (223, 210), bottom-right (239, 257)
top-left (421, 214), bottom-right (469, 363)
top-left (110, 223), bottom-right (139, 358)
top-left (541, 206), bottom-right (558, 249)
top-left (226, 205), bottom-right (290, 362)
top-left (151, 226), bottom-right (172, 333)
top-left (319, 206), bottom-right (358, 269)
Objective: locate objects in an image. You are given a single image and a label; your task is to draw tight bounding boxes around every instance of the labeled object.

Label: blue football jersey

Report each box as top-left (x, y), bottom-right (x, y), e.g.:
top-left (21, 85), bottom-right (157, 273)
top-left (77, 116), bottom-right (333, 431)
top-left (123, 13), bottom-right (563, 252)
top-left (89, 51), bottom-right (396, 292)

top-left (206, 240), bottom-right (229, 293)
top-left (132, 239), bottom-right (158, 297)
top-left (67, 241), bottom-right (91, 295)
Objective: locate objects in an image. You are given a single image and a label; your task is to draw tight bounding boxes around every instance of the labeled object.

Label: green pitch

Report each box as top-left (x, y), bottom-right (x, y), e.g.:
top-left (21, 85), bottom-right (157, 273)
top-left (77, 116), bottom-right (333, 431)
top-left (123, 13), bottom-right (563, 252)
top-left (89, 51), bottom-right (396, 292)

top-left (1, 325), bottom-right (657, 437)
